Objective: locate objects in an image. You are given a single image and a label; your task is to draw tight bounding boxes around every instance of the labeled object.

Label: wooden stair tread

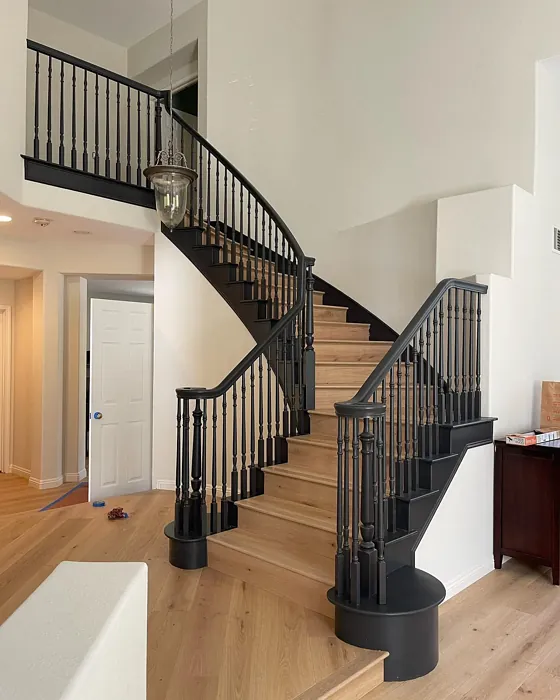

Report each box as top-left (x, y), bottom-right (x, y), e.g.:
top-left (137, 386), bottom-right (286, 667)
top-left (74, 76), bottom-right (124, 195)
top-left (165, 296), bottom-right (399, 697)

top-left (208, 529), bottom-right (333, 585)
top-left (237, 494), bottom-right (337, 533)
top-left (316, 361), bottom-right (378, 367)
top-left (263, 464), bottom-right (338, 488)
top-left (315, 321), bottom-right (369, 328)
top-left (294, 650), bottom-right (387, 700)
top-left (314, 304), bottom-right (349, 311)
top-left (288, 434), bottom-right (337, 450)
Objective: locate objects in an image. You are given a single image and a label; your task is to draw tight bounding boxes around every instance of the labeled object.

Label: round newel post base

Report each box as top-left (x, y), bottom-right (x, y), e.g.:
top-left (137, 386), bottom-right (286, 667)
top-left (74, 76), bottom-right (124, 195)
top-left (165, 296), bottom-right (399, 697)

top-left (164, 521), bottom-right (207, 570)
top-left (327, 566), bottom-right (445, 682)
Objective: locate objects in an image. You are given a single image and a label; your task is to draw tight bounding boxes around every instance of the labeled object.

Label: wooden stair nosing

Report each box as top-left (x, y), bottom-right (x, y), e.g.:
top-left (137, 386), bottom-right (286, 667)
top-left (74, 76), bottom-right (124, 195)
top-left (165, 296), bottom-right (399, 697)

top-left (237, 494), bottom-right (336, 534)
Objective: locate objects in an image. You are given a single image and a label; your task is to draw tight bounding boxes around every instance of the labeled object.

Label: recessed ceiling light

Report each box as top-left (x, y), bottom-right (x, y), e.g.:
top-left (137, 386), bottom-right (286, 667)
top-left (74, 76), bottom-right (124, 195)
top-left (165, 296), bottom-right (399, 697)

top-left (73, 230), bottom-right (92, 236)
top-left (0, 215), bottom-right (12, 223)
top-left (33, 217), bottom-right (52, 227)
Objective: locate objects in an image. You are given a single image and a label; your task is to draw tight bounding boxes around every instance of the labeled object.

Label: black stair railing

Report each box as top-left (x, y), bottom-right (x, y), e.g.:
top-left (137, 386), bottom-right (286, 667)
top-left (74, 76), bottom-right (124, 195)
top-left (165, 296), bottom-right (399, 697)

top-left (333, 279), bottom-right (487, 606)
top-left (26, 40), bottom-right (163, 186)
top-left (169, 110), bottom-right (316, 540)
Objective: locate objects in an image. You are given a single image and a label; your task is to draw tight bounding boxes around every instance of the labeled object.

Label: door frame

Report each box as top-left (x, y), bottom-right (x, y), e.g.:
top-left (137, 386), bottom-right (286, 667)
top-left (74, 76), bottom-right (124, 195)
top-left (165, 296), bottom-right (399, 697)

top-left (0, 306), bottom-right (12, 474)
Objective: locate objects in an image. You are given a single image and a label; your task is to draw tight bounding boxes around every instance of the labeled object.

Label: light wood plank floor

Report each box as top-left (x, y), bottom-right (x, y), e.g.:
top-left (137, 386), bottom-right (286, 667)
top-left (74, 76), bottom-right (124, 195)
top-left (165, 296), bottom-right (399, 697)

top-left (1, 491), bottom-right (559, 699)
top-left (0, 474), bottom-right (79, 515)
top-left (0, 492), bottom-right (374, 700)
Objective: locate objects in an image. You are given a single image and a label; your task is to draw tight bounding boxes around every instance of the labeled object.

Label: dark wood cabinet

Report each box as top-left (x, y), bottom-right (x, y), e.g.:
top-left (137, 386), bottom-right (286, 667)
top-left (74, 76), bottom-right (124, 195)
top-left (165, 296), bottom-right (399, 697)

top-left (494, 440), bottom-right (560, 584)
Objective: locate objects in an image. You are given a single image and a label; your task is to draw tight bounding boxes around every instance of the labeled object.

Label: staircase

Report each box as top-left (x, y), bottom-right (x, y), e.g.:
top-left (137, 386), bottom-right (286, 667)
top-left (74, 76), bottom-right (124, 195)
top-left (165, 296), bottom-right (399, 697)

top-left (23, 42), bottom-right (495, 695)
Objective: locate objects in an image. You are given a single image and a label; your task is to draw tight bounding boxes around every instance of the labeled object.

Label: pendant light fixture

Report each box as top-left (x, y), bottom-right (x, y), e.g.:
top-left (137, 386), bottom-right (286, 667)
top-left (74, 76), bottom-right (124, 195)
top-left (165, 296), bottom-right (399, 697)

top-left (144, 0), bottom-right (197, 230)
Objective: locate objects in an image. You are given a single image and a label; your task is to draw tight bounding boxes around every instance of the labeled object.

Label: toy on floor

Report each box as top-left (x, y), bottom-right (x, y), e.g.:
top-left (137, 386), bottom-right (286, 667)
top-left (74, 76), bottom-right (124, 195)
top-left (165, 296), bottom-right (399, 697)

top-left (92, 500), bottom-right (106, 508)
top-left (107, 507), bottom-right (129, 520)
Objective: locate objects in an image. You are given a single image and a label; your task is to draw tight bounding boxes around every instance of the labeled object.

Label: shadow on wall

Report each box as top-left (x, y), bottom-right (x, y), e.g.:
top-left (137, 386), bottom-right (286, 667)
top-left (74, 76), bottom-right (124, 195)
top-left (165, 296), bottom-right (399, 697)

top-left (316, 201), bottom-right (438, 333)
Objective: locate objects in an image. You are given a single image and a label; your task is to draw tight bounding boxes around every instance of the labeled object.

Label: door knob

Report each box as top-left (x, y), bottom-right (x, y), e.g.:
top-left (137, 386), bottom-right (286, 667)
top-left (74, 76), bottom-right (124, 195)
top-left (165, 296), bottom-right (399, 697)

top-left (93, 411), bottom-right (103, 420)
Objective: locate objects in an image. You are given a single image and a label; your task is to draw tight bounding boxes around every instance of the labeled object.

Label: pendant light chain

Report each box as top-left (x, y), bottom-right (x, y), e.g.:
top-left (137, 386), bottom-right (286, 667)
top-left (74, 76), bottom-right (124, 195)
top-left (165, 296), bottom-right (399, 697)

top-left (169, 0), bottom-right (174, 153)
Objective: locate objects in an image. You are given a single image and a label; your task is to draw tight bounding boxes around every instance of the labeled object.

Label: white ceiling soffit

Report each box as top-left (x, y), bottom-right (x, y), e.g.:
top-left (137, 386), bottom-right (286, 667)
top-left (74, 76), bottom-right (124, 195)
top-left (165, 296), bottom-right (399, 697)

top-left (29, 0), bottom-right (202, 48)
top-left (87, 278), bottom-right (154, 297)
top-left (0, 265), bottom-right (38, 280)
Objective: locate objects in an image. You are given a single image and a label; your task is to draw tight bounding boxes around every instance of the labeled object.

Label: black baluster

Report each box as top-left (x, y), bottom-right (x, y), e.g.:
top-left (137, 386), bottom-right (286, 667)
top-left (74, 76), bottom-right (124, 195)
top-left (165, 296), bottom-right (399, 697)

top-left (282, 327), bottom-right (290, 437)
top-left (241, 372), bottom-right (248, 498)
top-left (455, 288), bottom-right (461, 421)
top-left (475, 293), bottom-right (482, 418)
top-left (396, 358), bottom-right (403, 494)
top-left (335, 415), bottom-right (346, 597)
top-left (266, 346), bottom-right (273, 465)
top-left (115, 83), bottom-right (121, 180)
top-left (343, 417), bottom-right (351, 596)
top-left (189, 136), bottom-right (196, 227)
top-left (304, 258), bottom-right (316, 410)
top-left (71, 65), bottom-right (77, 168)
top-left (432, 309), bottom-right (440, 455)
top-left (210, 398), bottom-right (218, 533)
top-left (190, 399), bottom-right (203, 537)
top-left (249, 362), bottom-right (257, 495)
top-left (359, 417), bottom-right (377, 599)
top-left (418, 326), bottom-right (425, 457)
top-left (105, 79), bottom-right (111, 177)
top-left (268, 219), bottom-right (273, 303)
top-left (281, 240), bottom-right (287, 316)
top-left (274, 226), bottom-right (279, 317)
top-left (221, 394), bottom-right (228, 530)
top-left (46, 56), bottom-right (52, 162)
top-left (145, 96), bottom-right (151, 185)
top-left (426, 313), bottom-right (432, 455)
top-left (137, 91), bottom-right (142, 185)
top-left (232, 382), bottom-right (238, 502)
top-left (216, 162), bottom-right (222, 259)
top-left (94, 74), bottom-right (100, 174)
top-left (405, 347), bottom-right (412, 492)
top-left (223, 169), bottom-right (228, 260)
top-left (439, 299), bottom-right (446, 424)
top-left (33, 51), bottom-right (40, 159)
top-left (447, 290), bottom-right (454, 421)
top-left (126, 86), bottom-right (131, 183)
top-left (58, 61), bottom-right (65, 165)
top-left (247, 194), bottom-right (252, 282)
top-left (198, 139), bottom-right (204, 225)
top-left (206, 153), bottom-right (212, 243)
top-left (175, 398), bottom-right (183, 535)
top-left (412, 337), bottom-right (419, 476)
top-left (181, 398), bottom-right (190, 534)
top-left (258, 354), bottom-right (265, 466)
top-left (350, 418), bottom-right (361, 606)
top-left (462, 290), bottom-right (468, 418)
top-left (389, 367), bottom-right (396, 528)
top-left (83, 70), bottom-right (88, 172)
top-left (154, 97), bottom-right (162, 160)
top-left (231, 177), bottom-right (236, 263)
top-left (469, 291), bottom-right (475, 419)
top-left (261, 208), bottom-right (267, 300)
top-left (239, 184), bottom-right (245, 279)
top-left (253, 202), bottom-right (259, 286)
top-left (376, 415), bottom-right (387, 605)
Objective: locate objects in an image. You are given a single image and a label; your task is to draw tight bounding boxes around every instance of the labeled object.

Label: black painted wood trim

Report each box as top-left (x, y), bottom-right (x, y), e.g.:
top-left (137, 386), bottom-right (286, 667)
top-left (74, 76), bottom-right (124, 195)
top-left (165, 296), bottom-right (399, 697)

top-left (313, 274), bottom-right (398, 342)
top-left (23, 156), bottom-right (155, 210)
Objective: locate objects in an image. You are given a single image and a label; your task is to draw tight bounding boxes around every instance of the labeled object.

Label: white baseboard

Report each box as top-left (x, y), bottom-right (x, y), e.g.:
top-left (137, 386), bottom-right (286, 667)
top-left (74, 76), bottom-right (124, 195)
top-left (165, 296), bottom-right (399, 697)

top-left (65, 469), bottom-right (87, 483)
top-left (444, 560), bottom-right (495, 601)
top-left (9, 464), bottom-right (30, 479)
top-left (155, 480), bottom-right (231, 498)
top-left (29, 475), bottom-right (65, 490)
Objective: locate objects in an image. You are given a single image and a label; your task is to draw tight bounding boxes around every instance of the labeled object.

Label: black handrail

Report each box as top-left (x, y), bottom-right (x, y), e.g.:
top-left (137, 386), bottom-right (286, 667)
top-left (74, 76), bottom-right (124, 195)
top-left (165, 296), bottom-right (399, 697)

top-left (27, 40), bottom-right (163, 97)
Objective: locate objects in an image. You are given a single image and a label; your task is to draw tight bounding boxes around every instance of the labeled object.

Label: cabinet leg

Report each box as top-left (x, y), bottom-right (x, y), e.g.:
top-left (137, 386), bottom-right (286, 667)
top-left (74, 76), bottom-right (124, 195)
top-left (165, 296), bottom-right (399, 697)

top-left (494, 552), bottom-right (503, 570)
top-left (553, 564), bottom-right (559, 586)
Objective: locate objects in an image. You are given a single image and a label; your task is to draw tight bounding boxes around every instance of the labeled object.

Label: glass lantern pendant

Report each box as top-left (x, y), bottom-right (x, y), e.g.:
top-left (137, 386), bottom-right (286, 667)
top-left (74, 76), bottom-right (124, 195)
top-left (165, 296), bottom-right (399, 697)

top-left (145, 145), bottom-right (197, 230)
top-left (144, 0), bottom-right (197, 230)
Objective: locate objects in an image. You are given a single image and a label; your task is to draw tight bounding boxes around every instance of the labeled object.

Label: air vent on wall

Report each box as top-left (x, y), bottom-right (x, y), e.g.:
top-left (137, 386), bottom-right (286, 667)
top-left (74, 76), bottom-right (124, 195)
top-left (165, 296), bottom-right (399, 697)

top-left (555, 228), bottom-right (560, 253)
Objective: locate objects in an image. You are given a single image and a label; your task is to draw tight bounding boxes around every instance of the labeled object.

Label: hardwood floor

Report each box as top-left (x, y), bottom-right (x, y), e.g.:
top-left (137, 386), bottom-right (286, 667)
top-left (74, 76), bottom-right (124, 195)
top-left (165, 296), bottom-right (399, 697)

top-left (0, 474), bottom-right (80, 515)
top-left (1, 491), bottom-right (560, 699)
top-left (0, 491), bottom-right (384, 700)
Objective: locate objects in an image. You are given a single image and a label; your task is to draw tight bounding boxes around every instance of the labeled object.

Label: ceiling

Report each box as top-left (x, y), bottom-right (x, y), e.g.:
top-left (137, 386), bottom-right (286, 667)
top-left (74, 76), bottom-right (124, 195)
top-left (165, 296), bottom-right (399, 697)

top-left (29, 0), bottom-right (202, 48)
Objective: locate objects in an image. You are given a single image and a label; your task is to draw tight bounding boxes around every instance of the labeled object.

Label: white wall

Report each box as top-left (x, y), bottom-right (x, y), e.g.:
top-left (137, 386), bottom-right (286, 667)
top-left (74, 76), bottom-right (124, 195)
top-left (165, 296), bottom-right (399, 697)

top-left (28, 9), bottom-right (127, 73)
top-left (416, 444), bottom-right (495, 600)
top-left (153, 231), bottom-right (254, 488)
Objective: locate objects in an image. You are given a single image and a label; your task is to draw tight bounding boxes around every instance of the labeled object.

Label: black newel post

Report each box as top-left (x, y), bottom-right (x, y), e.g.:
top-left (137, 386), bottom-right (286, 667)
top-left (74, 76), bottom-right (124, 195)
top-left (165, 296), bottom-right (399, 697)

top-left (304, 257), bottom-right (316, 411)
top-left (165, 391), bottom-right (208, 570)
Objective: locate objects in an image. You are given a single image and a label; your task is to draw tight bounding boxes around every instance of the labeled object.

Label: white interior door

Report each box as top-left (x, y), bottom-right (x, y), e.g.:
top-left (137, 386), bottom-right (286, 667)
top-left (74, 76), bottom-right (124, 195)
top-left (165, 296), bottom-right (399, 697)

top-left (89, 299), bottom-right (153, 502)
